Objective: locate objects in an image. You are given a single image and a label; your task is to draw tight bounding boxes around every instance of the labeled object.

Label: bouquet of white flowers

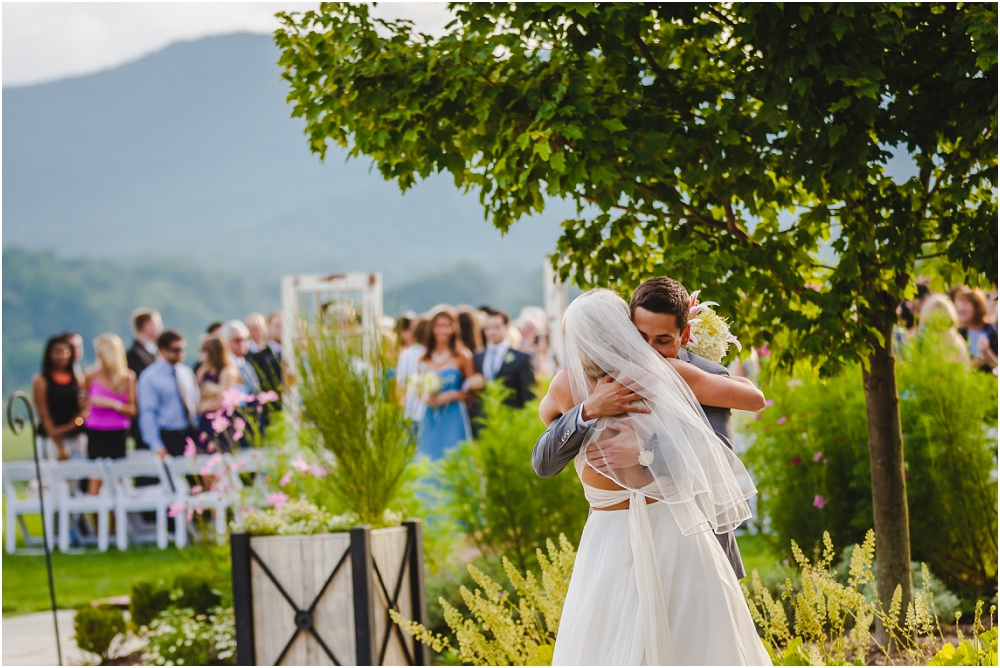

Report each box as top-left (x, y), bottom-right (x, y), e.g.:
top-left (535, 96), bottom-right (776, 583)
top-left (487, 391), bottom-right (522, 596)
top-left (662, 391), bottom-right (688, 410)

top-left (407, 371), bottom-right (442, 402)
top-left (683, 290), bottom-right (742, 364)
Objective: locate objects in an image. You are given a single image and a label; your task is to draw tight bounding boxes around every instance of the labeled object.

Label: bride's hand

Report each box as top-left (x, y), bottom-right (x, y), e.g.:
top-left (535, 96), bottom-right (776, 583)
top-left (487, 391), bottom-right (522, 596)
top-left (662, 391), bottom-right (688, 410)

top-left (581, 376), bottom-right (651, 421)
top-left (585, 422), bottom-right (640, 473)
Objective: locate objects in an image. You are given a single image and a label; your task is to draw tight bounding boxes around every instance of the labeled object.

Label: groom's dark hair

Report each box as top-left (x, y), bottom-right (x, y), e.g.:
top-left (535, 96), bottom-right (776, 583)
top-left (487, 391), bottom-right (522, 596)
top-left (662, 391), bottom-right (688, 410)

top-left (630, 278), bottom-right (691, 329)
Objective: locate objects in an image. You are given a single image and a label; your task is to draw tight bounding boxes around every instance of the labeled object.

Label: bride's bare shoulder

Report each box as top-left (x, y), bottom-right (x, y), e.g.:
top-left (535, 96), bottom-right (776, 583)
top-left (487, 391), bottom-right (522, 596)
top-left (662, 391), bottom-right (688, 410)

top-left (539, 370), bottom-right (575, 426)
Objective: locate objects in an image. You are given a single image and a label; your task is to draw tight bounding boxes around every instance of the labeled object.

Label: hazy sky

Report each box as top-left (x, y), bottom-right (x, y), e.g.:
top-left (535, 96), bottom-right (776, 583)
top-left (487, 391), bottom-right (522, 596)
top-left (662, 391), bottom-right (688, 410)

top-left (2, 2), bottom-right (455, 87)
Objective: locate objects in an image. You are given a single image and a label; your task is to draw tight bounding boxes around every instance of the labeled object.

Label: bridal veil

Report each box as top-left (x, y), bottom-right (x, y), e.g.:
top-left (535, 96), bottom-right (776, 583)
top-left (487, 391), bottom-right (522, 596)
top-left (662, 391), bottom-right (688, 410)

top-left (563, 288), bottom-right (756, 536)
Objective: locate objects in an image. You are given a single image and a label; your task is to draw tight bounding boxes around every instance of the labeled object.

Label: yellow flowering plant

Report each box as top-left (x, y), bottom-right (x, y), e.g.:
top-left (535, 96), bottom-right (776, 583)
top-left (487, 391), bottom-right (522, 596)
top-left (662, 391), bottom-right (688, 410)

top-left (390, 535), bottom-right (576, 666)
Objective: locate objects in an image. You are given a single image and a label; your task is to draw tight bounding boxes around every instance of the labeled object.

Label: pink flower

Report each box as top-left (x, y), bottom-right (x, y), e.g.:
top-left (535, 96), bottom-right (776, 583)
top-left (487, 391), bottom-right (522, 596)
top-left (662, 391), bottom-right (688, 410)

top-left (228, 459), bottom-right (246, 472)
top-left (233, 417), bottom-right (246, 441)
top-left (754, 413), bottom-right (762, 421)
top-left (279, 471), bottom-right (293, 487)
top-left (776, 416), bottom-right (787, 425)
top-left (211, 414), bottom-right (230, 433)
top-left (190, 485), bottom-right (203, 494)
top-left (168, 502), bottom-right (186, 518)
top-left (813, 495), bottom-right (826, 510)
top-left (757, 344), bottom-right (771, 357)
top-left (222, 387), bottom-right (247, 410)
top-left (763, 399), bottom-right (775, 409)
top-left (207, 442), bottom-right (216, 453)
top-left (689, 290), bottom-right (701, 308)
top-left (813, 451), bottom-right (823, 462)
top-left (184, 438), bottom-right (197, 458)
top-left (266, 492), bottom-right (289, 509)
top-left (309, 466), bottom-right (328, 477)
top-left (806, 283), bottom-right (822, 292)
top-left (291, 457), bottom-right (310, 474)
top-left (257, 390), bottom-right (280, 404)
top-left (791, 456), bottom-right (801, 467)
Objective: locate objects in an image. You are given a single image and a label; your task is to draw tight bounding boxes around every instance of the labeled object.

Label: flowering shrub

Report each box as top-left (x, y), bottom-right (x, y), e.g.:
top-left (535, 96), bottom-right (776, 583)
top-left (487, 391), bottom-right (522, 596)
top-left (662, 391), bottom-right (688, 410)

top-left (743, 530), bottom-right (996, 666)
top-left (744, 333), bottom-right (998, 599)
top-left (230, 498), bottom-right (401, 536)
top-left (391, 535), bottom-right (576, 666)
top-left (142, 606), bottom-right (236, 666)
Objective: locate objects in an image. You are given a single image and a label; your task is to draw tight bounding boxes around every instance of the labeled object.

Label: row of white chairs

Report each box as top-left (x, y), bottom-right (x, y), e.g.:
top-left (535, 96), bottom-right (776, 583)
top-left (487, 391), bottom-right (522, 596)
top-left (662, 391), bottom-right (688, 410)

top-left (3, 450), bottom-right (262, 554)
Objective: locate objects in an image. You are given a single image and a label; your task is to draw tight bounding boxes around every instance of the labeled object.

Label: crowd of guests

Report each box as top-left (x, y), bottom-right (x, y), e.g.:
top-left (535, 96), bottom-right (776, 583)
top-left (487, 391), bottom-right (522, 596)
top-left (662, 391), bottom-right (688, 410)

top-left (895, 282), bottom-right (998, 373)
top-left (393, 304), bottom-right (550, 460)
top-left (31, 308), bottom-right (284, 466)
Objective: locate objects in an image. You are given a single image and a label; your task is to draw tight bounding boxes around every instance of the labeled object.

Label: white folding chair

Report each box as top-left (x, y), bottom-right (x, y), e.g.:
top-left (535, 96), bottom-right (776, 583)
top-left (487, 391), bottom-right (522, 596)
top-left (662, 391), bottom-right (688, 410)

top-left (106, 457), bottom-right (171, 550)
top-left (226, 449), bottom-right (263, 493)
top-left (3, 461), bottom-right (56, 553)
top-left (163, 455), bottom-right (233, 548)
top-left (48, 460), bottom-right (113, 552)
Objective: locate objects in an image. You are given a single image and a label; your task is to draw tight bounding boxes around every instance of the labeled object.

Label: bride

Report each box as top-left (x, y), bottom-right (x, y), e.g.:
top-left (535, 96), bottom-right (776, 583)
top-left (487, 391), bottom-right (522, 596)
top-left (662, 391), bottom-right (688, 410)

top-left (541, 289), bottom-right (771, 666)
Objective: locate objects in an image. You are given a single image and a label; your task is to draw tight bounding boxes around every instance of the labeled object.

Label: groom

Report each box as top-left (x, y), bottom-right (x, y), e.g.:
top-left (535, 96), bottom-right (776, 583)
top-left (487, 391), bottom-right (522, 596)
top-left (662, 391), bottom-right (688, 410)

top-left (532, 277), bottom-right (763, 579)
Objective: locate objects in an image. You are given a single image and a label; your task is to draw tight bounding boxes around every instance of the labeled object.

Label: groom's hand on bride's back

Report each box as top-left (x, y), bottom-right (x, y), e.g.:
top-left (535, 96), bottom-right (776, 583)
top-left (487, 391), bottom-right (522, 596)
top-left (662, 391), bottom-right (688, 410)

top-left (581, 376), bottom-right (652, 422)
top-left (586, 422), bottom-right (640, 472)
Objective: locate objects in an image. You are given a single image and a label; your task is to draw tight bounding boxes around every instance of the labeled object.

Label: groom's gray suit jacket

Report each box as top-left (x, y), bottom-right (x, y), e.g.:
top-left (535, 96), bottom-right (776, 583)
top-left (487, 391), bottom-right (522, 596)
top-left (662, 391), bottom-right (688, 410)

top-left (531, 348), bottom-right (746, 579)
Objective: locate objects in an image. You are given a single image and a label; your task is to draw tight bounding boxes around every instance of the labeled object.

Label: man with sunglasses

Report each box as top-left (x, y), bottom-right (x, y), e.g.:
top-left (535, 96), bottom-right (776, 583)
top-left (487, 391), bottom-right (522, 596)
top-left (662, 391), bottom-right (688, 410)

top-left (137, 331), bottom-right (199, 457)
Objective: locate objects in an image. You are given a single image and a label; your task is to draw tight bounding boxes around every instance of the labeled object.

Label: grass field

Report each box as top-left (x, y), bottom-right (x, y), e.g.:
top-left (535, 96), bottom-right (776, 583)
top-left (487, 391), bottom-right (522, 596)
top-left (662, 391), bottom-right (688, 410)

top-left (2, 545), bottom-right (227, 617)
top-left (3, 426), bottom-right (35, 462)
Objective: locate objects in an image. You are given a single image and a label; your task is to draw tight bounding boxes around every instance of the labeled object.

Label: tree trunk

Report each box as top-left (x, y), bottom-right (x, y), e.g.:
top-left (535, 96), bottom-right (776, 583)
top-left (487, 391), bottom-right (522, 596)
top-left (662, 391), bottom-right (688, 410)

top-left (862, 308), bottom-right (913, 641)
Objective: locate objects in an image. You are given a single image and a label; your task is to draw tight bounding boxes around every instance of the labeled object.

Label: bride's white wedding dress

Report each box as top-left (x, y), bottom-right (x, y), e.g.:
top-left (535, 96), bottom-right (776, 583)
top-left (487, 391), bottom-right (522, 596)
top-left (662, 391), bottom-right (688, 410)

top-left (551, 288), bottom-right (772, 666)
top-left (550, 457), bottom-right (772, 665)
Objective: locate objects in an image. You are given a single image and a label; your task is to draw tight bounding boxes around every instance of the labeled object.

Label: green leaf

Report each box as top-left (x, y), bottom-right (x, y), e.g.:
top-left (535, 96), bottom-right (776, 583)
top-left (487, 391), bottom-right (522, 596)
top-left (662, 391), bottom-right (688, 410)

top-left (602, 118), bottom-right (627, 132)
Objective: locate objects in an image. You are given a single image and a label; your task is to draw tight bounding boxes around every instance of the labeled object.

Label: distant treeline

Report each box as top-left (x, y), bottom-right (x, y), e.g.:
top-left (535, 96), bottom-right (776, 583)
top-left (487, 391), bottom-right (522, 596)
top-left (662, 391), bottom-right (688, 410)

top-left (2, 249), bottom-right (553, 396)
top-left (2, 248), bottom-right (279, 395)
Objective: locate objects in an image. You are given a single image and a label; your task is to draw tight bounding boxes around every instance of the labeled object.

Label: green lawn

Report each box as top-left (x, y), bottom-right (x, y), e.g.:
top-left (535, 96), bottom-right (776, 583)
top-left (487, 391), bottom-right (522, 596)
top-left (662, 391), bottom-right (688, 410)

top-left (736, 532), bottom-right (785, 578)
top-left (2, 545), bottom-right (227, 617)
top-left (3, 426), bottom-right (35, 462)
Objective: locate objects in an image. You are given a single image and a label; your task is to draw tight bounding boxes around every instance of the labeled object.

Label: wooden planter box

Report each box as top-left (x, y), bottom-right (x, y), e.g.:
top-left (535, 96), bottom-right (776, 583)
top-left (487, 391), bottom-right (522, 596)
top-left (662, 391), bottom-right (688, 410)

top-left (231, 520), bottom-right (428, 666)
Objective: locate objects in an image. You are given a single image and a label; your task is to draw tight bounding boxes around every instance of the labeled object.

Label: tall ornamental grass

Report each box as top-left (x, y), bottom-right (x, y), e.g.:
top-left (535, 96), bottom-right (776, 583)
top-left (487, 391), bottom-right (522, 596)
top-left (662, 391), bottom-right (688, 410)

top-left (296, 328), bottom-right (416, 526)
top-left (745, 332), bottom-right (998, 600)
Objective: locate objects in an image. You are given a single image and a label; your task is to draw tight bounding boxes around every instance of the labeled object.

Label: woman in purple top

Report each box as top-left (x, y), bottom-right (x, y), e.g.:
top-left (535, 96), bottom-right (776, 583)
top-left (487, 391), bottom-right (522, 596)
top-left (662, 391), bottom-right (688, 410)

top-left (84, 334), bottom-right (137, 493)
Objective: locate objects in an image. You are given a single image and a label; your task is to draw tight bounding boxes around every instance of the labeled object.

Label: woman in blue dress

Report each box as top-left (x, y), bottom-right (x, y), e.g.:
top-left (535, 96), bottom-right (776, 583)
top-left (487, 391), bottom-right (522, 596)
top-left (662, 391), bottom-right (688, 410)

top-left (417, 309), bottom-right (484, 459)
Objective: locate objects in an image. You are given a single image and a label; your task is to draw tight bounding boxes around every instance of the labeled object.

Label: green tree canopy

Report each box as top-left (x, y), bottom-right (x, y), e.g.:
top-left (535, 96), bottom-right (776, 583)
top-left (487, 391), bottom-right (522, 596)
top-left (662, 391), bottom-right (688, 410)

top-left (276, 1), bottom-right (997, 619)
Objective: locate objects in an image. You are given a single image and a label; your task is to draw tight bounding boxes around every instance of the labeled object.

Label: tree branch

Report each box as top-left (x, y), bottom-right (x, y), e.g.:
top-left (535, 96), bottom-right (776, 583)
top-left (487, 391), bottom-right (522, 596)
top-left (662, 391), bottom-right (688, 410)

top-left (632, 32), bottom-right (668, 81)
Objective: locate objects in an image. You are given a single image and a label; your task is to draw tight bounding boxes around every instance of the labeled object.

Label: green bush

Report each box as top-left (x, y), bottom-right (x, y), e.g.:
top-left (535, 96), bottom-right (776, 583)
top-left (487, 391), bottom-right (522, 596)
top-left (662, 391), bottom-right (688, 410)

top-left (744, 333), bottom-right (998, 600)
top-left (173, 572), bottom-right (222, 615)
top-left (440, 383), bottom-right (590, 572)
top-left (74, 604), bottom-right (125, 663)
top-left (297, 327), bottom-right (416, 525)
top-left (130, 581), bottom-right (172, 628)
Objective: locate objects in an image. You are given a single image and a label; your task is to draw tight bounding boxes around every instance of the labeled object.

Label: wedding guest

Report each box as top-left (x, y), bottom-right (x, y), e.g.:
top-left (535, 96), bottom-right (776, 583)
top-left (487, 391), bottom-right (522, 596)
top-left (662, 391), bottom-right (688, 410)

top-left (84, 334), bottom-right (137, 493)
top-left (137, 331), bottom-right (198, 457)
top-left (457, 307), bottom-right (484, 354)
top-left (195, 337), bottom-right (241, 451)
top-left (127, 308), bottom-right (163, 451)
top-left (32, 335), bottom-right (88, 460)
top-left (251, 312), bottom-right (283, 388)
top-left (395, 312), bottom-right (418, 350)
top-left (193, 322), bottom-right (225, 376)
top-left (397, 317), bottom-right (429, 431)
top-left (417, 310), bottom-right (483, 459)
top-left (222, 320), bottom-right (260, 393)
top-left (919, 294), bottom-right (969, 361)
top-left (954, 287), bottom-right (999, 373)
top-left (60, 331), bottom-right (86, 377)
top-left (245, 312), bottom-right (268, 354)
top-left (475, 310), bottom-right (535, 408)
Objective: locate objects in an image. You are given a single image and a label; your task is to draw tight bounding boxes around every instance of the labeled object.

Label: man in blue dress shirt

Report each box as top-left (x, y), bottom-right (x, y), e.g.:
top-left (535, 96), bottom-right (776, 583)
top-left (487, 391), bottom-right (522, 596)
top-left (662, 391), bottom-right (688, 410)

top-left (137, 331), bottom-right (199, 456)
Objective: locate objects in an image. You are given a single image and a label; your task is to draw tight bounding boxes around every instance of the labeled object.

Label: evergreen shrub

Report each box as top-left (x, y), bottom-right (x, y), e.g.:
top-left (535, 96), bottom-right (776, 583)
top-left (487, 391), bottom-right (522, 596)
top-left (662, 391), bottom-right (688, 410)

top-left (440, 383), bottom-right (589, 572)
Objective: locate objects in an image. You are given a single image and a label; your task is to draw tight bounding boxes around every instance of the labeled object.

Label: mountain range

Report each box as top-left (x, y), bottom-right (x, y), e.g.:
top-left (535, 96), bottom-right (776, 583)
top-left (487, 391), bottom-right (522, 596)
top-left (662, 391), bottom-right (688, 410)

top-left (2, 32), bottom-right (572, 285)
